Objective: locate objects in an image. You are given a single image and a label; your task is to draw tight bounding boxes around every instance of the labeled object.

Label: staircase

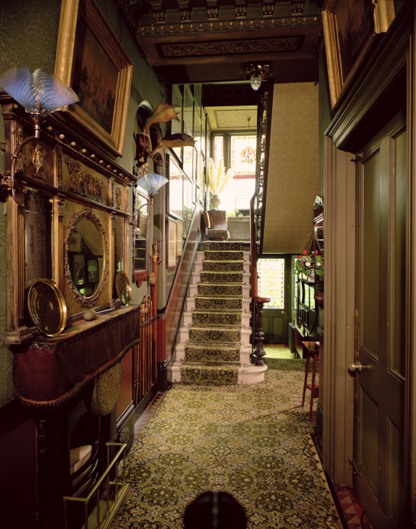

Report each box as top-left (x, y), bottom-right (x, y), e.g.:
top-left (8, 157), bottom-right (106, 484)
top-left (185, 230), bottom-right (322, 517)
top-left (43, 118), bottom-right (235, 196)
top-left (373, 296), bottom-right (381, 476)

top-left (169, 240), bottom-right (267, 385)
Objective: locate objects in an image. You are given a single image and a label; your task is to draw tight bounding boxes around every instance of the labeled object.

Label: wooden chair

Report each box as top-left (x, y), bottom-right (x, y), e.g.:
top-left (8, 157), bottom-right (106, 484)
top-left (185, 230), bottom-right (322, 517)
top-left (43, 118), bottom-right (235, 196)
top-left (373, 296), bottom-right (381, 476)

top-left (201, 210), bottom-right (230, 241)
top-left (301, 340), bottom-right (320, 420)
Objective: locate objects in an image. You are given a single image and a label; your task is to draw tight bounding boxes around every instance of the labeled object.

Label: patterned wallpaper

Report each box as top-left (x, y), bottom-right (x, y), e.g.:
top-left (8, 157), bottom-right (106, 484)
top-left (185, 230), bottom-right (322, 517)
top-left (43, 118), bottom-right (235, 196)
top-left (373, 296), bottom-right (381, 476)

top-left (0, 0), bottom-right (60, 407)
top-left (263, 83), bottom-right (319, 255)
top-left (0, 0), bottom-right (59, 75)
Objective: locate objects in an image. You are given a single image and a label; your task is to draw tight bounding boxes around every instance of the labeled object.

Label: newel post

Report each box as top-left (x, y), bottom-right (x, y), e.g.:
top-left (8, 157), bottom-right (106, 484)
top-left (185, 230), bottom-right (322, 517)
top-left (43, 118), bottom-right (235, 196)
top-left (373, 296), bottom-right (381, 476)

top-left (252, 295), bottom-right (270, 365)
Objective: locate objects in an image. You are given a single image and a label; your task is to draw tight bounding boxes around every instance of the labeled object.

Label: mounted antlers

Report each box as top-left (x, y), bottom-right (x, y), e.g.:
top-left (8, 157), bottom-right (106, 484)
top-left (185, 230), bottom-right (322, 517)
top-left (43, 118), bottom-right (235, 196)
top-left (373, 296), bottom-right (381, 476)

top-left (143, 102), bottom-right (179, 137)
top-left (134, 100), bottom-right (194, 173)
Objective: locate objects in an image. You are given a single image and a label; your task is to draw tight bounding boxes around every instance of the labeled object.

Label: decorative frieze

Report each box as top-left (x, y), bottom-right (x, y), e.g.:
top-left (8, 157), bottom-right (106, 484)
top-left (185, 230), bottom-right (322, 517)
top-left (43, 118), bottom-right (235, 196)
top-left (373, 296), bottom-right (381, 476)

top-left (65, 158), bottom-right (104, 203)
top-left (137, 15), bottom-right (320, 37)
top-left (159, 36), bottom-right (302, 59)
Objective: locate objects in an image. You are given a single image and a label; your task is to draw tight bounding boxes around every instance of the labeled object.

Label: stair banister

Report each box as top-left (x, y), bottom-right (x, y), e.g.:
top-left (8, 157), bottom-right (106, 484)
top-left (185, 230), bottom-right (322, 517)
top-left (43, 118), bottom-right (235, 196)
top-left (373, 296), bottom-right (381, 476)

top-left (250, 194), bottom-right (269, 366)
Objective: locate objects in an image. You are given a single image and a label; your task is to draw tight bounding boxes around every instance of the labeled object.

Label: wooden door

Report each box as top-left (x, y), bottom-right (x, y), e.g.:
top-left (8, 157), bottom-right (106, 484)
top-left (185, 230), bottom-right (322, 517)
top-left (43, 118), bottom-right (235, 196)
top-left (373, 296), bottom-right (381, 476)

top-left (259, 256), bottom-right (290, 344)
top-left (353, 115), bottom-right (408, 528)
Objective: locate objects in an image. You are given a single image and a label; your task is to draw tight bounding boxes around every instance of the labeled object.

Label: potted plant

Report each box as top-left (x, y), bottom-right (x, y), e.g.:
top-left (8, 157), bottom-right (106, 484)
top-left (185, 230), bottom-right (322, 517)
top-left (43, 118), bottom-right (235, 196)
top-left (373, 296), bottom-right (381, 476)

top-left (294, 250), bottom-right (324, 281)
top-left (207, 158), bottom-right (234, 209)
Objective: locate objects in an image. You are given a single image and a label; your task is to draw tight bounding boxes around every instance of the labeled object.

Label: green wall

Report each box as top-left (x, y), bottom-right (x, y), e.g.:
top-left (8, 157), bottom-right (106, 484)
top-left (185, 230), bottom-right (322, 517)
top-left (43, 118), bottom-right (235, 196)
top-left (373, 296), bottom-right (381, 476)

top-left (0, 0), bottom-right (166, 407)
top-left (0, 0), bottom-right (60, 406)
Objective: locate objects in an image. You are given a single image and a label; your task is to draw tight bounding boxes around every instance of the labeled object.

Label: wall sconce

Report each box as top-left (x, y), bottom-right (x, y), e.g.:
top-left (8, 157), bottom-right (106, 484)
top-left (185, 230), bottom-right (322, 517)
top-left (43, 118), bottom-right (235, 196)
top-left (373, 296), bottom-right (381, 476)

top-left (137, 172), bottom-right (168, 202)
top-left (243, 64), bottom-right (272, 91)
top-left (0, 67), bottom-right (79, 200)
top-left (133, 173), bottom-right (168, 287)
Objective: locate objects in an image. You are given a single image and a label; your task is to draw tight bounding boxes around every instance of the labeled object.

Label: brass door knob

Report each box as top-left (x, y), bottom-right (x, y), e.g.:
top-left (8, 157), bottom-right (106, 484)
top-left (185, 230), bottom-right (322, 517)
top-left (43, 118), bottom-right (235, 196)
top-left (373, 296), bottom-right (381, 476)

top-left (348, 361), bottom-right (366, 376)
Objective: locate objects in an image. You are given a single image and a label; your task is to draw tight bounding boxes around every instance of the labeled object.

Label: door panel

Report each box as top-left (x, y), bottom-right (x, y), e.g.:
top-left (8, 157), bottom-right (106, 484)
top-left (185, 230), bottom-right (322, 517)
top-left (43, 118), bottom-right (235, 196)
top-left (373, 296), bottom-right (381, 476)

top-left (355, 119), bottom-right (407, 528)
top-left (258, 257), bottom-right (290, 344)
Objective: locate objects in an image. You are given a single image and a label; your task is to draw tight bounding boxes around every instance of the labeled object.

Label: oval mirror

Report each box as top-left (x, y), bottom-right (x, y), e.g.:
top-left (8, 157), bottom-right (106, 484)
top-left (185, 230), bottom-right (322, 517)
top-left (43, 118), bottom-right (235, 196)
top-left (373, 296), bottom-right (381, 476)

top-left (64, 208), bottom-right (109, 307)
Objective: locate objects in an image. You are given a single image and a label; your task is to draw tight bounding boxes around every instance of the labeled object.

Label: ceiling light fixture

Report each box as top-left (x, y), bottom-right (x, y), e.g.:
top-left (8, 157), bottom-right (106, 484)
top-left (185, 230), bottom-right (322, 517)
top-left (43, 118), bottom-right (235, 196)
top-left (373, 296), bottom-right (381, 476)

top-left (243, 64), bottom-right (272, 91)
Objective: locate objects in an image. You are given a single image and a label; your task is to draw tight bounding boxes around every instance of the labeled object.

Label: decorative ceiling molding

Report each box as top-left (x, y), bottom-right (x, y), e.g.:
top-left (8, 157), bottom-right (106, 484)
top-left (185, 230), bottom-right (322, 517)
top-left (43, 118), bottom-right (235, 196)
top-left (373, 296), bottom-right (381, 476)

top-left (136, 15), bottom-right (320, 37)
top-left (157, 36), bottom-right (302, 59)
top-left (116, 0), bottom-right (322, 84)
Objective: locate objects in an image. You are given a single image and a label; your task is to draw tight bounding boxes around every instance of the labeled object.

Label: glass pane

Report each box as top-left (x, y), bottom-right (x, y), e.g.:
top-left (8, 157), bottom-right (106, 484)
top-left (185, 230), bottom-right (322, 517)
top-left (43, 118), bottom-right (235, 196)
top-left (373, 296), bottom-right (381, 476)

top-left (258, 258), bottom-right (285, 309)
top-left (212, 136), bottom-right (224, 167)
top-left (230, 135), bottom-right (256, 175)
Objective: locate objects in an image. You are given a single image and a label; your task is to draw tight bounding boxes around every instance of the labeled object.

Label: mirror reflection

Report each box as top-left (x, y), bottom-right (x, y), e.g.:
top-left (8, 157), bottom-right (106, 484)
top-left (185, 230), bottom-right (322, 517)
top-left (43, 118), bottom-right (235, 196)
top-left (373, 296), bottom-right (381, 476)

top-left (67, 214), bottom-right (104, 299)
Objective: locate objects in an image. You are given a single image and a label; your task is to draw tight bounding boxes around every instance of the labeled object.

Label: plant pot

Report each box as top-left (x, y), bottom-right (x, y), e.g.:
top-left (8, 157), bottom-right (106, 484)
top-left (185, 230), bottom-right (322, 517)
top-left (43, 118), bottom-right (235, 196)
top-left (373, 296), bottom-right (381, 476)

top-left (210, 194), bottom-right (220, 209)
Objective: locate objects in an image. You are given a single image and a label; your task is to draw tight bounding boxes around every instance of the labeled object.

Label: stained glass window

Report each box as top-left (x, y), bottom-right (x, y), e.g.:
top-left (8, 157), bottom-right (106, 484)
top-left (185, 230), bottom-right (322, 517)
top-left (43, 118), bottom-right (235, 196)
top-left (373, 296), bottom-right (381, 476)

top-left (230, 135), bottom-right (256, 175)
top-left (258, 258), bottom-right (285, 309)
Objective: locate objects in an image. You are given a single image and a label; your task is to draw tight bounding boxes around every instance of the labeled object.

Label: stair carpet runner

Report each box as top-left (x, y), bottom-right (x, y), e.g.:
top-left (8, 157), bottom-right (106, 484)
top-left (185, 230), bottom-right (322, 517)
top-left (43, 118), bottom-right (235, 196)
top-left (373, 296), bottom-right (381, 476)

top-left (170, 241), bottom-right (267, 386)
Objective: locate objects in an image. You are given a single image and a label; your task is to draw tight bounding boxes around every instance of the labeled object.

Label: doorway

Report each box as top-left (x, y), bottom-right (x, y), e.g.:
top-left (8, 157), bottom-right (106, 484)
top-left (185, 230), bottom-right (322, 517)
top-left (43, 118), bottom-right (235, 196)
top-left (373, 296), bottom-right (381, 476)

top-left (257, 256), bottom-right (291, 345)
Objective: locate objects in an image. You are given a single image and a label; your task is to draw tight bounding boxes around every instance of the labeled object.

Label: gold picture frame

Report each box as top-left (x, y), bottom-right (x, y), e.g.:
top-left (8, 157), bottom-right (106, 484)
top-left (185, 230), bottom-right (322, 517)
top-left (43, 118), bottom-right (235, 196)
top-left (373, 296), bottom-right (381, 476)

top-left (322, 0), bottom-right (395, 109)
top-left (55, 0), bottom-right (133, 156)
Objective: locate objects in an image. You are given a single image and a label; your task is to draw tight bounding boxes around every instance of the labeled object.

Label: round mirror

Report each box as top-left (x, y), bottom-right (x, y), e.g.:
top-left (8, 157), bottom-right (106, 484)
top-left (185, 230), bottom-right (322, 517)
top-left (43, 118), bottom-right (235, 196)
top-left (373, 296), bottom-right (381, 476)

top-left (64, 209), bottom-right (108, 307)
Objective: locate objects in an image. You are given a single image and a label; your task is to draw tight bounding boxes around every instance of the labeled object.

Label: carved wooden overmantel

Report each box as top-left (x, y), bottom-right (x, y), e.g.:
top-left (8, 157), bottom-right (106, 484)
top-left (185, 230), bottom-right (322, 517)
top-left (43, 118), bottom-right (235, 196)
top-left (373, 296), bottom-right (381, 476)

top-left (0, 95), bottom-right (137, 345)
top-left (0, 93), bottom-right (143, 416)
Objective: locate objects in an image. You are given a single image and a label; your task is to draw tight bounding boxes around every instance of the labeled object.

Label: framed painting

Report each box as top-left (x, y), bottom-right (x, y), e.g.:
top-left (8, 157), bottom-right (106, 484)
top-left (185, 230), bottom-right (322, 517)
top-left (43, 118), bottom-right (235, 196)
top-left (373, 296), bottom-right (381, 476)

top-left (322, 0), bottom-right (395, 109)
top-left (55, 0), bottom-right (133, 156)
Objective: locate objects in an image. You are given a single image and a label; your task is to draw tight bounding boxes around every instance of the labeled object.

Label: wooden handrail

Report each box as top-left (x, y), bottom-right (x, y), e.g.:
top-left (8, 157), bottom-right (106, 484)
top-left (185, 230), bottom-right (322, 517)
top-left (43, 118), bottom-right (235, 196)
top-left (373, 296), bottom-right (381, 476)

top-left (250, 194), bottom-right (258, 298)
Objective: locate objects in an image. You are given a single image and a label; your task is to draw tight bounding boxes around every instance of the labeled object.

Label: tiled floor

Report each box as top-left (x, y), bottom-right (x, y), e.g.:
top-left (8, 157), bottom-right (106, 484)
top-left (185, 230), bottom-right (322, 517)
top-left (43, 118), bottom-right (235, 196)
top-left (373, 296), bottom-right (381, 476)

top-left (333, 485), bottom-right (372, 529)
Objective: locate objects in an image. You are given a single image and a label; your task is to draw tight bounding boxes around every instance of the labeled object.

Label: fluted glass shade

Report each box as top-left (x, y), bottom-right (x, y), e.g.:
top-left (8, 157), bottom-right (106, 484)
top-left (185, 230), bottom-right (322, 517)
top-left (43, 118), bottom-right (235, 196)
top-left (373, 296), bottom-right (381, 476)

top-left (250, 72), bottom-right (262, 91)
top-left (0, 67), bottom-right (79, 115)
top-left (137, 173), bottom-right (168, 196)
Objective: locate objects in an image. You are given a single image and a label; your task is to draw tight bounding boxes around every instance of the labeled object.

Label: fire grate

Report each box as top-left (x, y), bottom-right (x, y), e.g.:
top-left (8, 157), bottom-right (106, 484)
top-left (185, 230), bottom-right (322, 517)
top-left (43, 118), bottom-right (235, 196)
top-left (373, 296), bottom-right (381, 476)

top-left (63, 442), bottom-right (129, 529)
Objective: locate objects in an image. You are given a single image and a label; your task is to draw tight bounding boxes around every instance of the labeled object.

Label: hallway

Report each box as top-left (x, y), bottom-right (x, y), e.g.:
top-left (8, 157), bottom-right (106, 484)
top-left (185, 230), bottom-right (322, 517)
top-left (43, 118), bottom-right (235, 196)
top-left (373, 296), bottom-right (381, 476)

top-left (111, 359), bottom-right (344, 529)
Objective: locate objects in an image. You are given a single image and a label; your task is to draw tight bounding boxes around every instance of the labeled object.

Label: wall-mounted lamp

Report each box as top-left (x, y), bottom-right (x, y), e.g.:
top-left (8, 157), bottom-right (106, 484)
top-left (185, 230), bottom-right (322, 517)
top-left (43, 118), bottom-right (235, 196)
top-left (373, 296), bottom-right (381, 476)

top-left (243, 64), bottom-right (272, 91)
top-left (134, 173), bottom-right (168, 287)
top-left (137, 172), bottom-right (168, 201)
top-left (0, 67), bottom-right (79, 200)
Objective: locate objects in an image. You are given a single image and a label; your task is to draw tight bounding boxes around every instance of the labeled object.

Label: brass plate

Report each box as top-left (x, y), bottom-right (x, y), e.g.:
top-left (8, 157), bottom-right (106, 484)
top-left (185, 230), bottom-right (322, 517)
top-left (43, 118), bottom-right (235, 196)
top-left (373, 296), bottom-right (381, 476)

top-left (115, 271), bottom-right (131, 306)
top-left (28, 279), bottom-right (68, 337)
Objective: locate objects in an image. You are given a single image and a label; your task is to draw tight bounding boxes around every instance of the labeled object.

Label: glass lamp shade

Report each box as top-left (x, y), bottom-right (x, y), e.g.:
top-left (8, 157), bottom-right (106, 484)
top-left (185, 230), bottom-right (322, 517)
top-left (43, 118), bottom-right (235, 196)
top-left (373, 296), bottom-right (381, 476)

top-left (137, 173), bottom-right (168, 196)
top-left (0, 67), bottom-right (79, 115)
top-left (250, 72), bottom-right (262, 91)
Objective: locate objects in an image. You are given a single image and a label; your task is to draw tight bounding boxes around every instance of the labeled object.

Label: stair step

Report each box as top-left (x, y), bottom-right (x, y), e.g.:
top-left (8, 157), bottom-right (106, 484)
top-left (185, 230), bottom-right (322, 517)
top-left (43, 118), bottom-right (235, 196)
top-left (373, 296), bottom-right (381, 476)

top-left (194, 297), bottom-right (243, 310)
top-left (202, 260), bottom-right (245, 272)
top-left (180, 364), bottom-right (239, 386)
top-left (198, 241), bottom-right (250, 252)
top-left (203, 250), bottom-right (246, 261)
top-left (189, 326), bottom-right (242, 343)
top-left (199, 271), bottom-right (245, 283)
top-left (191, 311), bottom-right (242, 326)
top-left (184, 360), bottom-right (241, 367)
top-left (185, 344), bottom-right (241, 362)
top-left (196, 284), bottom-right (244, 297)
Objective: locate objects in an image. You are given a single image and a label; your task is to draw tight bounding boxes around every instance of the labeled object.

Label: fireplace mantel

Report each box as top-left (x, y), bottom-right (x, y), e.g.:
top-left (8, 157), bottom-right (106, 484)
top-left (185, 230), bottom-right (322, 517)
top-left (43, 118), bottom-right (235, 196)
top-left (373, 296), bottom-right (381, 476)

top-left (13, 305), bottom-right (140, 408)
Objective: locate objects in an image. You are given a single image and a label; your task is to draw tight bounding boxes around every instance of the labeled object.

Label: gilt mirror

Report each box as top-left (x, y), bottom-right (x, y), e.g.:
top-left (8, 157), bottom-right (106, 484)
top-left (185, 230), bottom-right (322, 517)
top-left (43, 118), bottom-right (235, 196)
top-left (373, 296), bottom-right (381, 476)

top-left (64, 208), bottom-right (109, 308)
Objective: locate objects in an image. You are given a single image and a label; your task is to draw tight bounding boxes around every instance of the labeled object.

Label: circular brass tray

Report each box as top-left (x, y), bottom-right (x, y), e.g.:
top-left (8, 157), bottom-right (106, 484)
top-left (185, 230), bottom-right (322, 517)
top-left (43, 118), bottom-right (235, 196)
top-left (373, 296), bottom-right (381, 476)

top-left (115, 271), bottom-right (131, 306)
top-left (27, 279), bottom-right (68, 337)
